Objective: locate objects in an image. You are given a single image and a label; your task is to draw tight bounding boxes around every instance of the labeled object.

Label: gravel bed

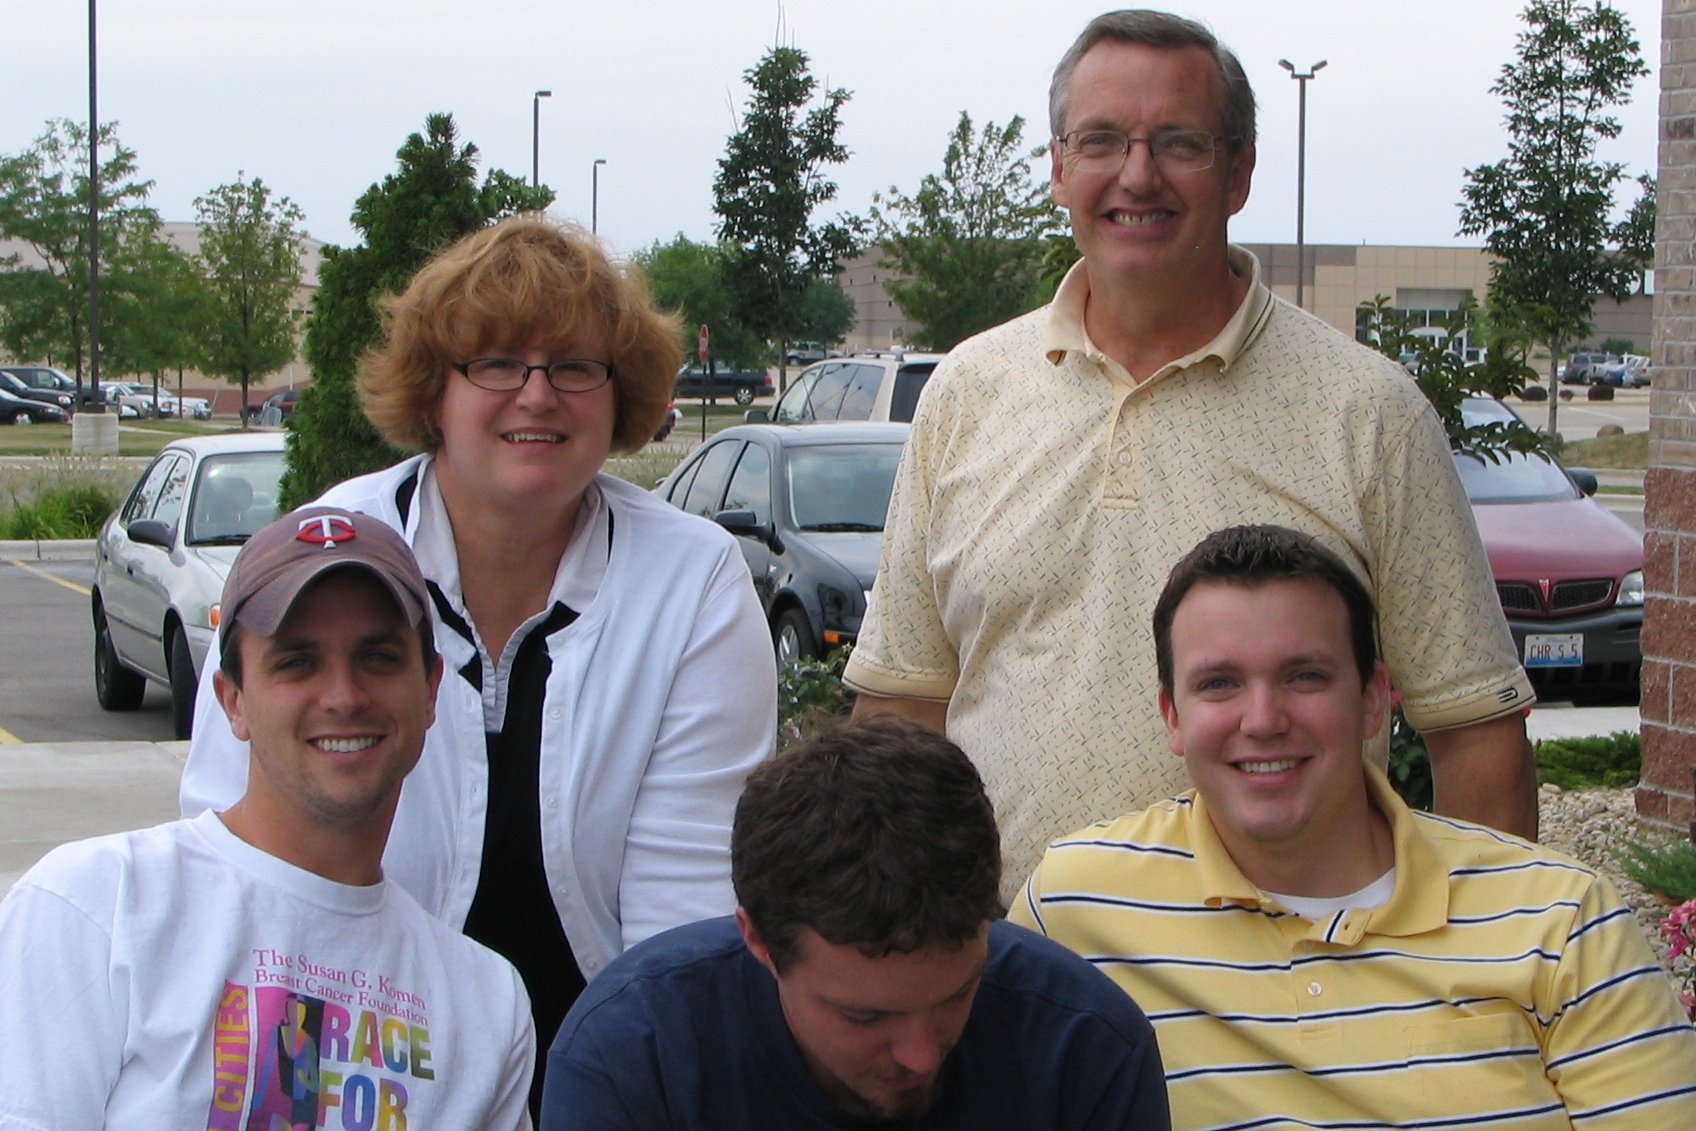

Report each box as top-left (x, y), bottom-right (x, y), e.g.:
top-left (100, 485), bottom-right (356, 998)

top-left (1537, 783), bottom-right (1686, 978)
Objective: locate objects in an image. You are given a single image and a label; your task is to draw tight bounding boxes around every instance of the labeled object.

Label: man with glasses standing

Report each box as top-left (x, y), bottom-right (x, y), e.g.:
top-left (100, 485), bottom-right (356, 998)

top-left (845, 9), bottom-right (1537, 892)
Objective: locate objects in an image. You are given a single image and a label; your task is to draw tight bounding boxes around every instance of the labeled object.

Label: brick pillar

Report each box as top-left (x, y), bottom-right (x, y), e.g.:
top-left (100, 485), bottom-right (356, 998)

top-left (1640, 0), bottom-right (1696, 839)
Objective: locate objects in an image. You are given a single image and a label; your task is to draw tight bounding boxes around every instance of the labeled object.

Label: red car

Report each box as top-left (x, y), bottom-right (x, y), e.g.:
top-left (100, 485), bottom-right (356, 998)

top-left (1457, 397), bottom-right (1643, 704)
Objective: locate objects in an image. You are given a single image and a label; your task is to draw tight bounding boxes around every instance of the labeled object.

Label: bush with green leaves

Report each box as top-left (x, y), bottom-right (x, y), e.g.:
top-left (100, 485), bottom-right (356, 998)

top-left (1386, 716), bottom-right (1641, 812)
top-left (1, 480), bottom-right (120, 539)
top-left (1617, 838), bottom-right (1696, 904)
top-left (777, 645), bottom-right (854, 750)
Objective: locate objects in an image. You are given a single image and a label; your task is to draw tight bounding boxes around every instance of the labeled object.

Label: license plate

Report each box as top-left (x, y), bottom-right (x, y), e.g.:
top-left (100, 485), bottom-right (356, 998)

top-left (1524, 633), bottom-right (1583, 668)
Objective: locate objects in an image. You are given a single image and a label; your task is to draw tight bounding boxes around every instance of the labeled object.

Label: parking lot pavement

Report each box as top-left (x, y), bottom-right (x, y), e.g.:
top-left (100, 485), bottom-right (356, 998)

top-left (0, 741), bottom-right (185, 896)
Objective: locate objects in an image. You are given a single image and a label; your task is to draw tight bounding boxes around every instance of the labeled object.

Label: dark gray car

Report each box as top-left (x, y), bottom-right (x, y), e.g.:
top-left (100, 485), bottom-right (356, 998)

top-left (655, 422), bottom-right (907, 665)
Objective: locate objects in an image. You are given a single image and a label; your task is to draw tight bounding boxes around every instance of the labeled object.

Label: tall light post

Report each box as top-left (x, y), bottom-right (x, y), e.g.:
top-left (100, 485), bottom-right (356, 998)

top-left (1277, 58), bottom-right (1326, 311)
top-left (591, 158), bottom-right (606, 234)
top-left (531, 89), bottom-right (552, 187)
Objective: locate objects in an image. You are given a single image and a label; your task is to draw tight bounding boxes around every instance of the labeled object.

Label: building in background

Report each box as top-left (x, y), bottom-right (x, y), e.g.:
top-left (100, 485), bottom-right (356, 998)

top-left (840, 241), bottom-right (1652, 365)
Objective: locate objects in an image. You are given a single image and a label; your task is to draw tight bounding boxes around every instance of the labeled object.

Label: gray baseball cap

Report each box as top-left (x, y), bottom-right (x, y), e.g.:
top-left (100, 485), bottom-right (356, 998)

top-left (219, 507), bottom-right (429, 646)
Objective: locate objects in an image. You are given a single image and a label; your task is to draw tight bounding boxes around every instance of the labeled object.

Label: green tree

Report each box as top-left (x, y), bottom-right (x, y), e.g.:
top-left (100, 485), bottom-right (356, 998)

top-left (281, 114), bottom-right (551, 507)
top-left (101, 232), bottom-right (208, 398)
top-left (713, 45), bottom-right (860, 385)
top-left (1356, 295), bottom-right (1549, 463)
top-left (193, 175), bottom-right (307, 424)
top-left (635, 235), bottom-right (768, 370)
top-left (1457, 0), bottom-right (1651, 438)
top-left (0, 119), bottom-right (160, 396)
top-left (869, 112), bottom-right (1062, 350)
top-left (796, 275), bottom-right (855, 348)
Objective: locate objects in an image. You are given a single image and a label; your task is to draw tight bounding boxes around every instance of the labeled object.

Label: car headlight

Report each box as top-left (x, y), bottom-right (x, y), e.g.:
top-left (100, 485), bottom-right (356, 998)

top-left (1616, 570), bottom-right (1644, 607)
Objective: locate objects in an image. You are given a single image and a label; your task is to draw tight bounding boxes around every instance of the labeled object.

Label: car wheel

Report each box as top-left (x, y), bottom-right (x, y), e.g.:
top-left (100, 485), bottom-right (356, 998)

top-left (94, 603), bottom-right (147, 711)
top-left (169, 625), bottom-right (197, 739)
top-left (734, 385), bottom-right (756, 407)
top-left (773, 608), bottom-right (818, 668)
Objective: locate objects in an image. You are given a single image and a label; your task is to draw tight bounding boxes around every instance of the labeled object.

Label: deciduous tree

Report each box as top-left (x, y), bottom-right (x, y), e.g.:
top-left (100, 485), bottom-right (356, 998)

top-left (194, 175), bottom-right (307, 424)
top-left (713, 45), bottom-right (860, 385)
top-left (870, 112), bottom-right (1062, 350)
top-left (282, 114), bottom-right (551, 507)
top-left (636, 235), bottom-right (768, 370)
top-left (0, 119), bottom-right (160, 397)
top-left (1457, 0), bottom-right (1651, 437)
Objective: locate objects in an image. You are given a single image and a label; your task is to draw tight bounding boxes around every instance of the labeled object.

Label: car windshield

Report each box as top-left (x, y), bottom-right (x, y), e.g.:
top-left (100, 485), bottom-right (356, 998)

top-left (787, 444), bottom-right (903, 532)
top-left (187, 450), bottom-right (288, 544)
top-left (1451, 451), bottom-right (1579, 505)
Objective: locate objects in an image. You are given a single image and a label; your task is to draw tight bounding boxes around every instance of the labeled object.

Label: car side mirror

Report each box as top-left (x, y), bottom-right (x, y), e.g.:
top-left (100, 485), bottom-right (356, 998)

top-left (714, 509), bottom-right (778, 548)
top-left (1565, 467), bottom-right (1599, 497)
top-left (743, 408), bottom-right (769, 423)
top-left (127, 518), bottom-right (175, 549)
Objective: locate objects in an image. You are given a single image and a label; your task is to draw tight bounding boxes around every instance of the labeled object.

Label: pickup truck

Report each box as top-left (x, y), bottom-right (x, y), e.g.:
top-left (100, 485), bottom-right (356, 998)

top-left (674, 363), bottom-right (774, 406)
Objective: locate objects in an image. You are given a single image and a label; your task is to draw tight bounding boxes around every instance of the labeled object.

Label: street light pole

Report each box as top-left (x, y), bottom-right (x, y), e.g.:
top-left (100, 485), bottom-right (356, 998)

top-left (591, 158), bottom-right (606, 234)
top-left (532, 89), bottom-right (552, 187)
top-left (1277, 58), bottom-right (1326, 311)
top-left (89, 0), bottom-right (103, 412)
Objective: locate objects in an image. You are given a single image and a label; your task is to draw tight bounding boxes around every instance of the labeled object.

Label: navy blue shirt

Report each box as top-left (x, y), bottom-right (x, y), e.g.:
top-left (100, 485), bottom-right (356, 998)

top-left (541, 917), bottom-right (1169, 1129)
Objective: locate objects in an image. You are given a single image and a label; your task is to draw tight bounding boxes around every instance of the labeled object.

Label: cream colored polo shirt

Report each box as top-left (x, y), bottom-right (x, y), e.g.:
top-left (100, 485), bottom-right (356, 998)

top-left (844, 250), bottom-right (1532, 889)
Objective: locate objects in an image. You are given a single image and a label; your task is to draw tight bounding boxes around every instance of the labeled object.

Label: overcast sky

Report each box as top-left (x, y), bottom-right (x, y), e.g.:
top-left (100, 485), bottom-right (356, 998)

top-left (7, 1), bottom-right (1665, 262)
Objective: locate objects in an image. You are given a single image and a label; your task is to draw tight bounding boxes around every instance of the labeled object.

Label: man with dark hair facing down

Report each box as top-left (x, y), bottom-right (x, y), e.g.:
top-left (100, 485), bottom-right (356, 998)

top-left (541, 714), bottom-right (1169, 1129)
top-left (1014, 525), bottom-right (1696, 1130)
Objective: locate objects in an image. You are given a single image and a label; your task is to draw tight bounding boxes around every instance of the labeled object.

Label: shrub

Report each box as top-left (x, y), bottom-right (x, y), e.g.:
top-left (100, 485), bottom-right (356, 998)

top-left (777, 645), bottom-right (854, 749)
top-left (1536, 731), bottom-right (1640, 790)
top-left (1388, 706), bottom-right (1433, 811)
top-left (1617, 838), bottom-right (1696, 904)
top-left (1386, 719), bottom-right (1641, 811)
top-left (0, 480), bottom-right (121, 539)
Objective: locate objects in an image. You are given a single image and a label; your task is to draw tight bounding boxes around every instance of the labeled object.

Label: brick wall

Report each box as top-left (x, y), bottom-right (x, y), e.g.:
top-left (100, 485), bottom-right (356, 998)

top-left (1640, 0), bottom-right (1696, 838)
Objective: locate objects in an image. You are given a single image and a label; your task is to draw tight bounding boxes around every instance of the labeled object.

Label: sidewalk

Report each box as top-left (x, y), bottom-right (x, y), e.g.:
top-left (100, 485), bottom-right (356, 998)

top-left (0, 740), bottom-right (186, 895)
top-left (0, 539), bottom-right (96, 562)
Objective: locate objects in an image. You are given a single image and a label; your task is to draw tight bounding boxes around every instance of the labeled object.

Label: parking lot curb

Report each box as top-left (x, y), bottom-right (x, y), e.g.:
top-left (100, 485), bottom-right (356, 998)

top-left (0, 539), bottom-right (96, 562)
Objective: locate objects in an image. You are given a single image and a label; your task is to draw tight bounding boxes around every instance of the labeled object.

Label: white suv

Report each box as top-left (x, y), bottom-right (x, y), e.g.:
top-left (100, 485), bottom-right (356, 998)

top-left (753, 352), bottom-right (942, 426)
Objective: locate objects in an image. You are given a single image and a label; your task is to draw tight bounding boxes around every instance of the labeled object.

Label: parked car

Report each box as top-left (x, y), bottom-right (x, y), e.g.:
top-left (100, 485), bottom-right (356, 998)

top-left (1593, 354), bottom-right (1650, 388)
top-left (96, 386), bottom-right (141, 419)
top-left (248, 387), bottom-right (302, 425)
top-left (99, 381), bottom-right (164, 418)
top-left (783, 341), bottom-right (829, 365)
top-left (674, 363), bottom-right (775, 406)
top-left (92, 432), bottom-right (289, 737)
top-left (2, 366), bottom-right (82, 410)
top-left (1560, 352), bottom-right (1619, 385)
top-left (655, 421), bottom-right (908, 665)
top-left (653, 401), bottom-right (682, 441)
top-left (175, 393), bottom-right (212, 419)
top-left (0, 369), bottom-right (75, 415)
top-left (0, 387), bottom-right (68, 424)
top-left (1457, 395), bottom-right (1642, 704)
top-left (750, 352), bottom-right (943, 426)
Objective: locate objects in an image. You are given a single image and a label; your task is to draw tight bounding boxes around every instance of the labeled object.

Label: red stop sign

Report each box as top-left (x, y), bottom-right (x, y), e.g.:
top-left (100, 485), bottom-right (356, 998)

top-left (697, 324), bottom-right (709, 364)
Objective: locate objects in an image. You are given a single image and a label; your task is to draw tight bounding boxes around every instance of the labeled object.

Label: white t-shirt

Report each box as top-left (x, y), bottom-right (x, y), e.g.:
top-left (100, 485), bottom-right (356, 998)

top-left (0, 812), bottom-right (535, 1130)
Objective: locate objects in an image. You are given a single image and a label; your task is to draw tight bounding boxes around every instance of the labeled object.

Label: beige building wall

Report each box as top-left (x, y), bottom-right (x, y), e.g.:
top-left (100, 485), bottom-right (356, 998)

top-left (842, 241), bottom-right (1651, 365)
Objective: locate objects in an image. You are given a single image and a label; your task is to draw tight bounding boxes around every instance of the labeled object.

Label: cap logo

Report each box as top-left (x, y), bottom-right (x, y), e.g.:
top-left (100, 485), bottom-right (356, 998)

top-left (296, 514), bottom-right (358, 548)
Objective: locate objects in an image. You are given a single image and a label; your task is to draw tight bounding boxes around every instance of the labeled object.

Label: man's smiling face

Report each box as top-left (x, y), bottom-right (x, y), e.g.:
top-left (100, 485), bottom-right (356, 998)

top-left (1051, 41), bottom-right (1253, 295)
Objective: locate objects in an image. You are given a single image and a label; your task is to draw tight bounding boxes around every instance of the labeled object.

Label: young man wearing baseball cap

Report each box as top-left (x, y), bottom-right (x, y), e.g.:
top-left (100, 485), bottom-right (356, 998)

top-left (0, 507), bottom-right (536, 1129)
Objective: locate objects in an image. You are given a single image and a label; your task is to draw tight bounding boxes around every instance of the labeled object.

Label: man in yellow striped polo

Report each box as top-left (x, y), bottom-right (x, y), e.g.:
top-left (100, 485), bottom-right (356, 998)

top-left (1013, 524), bottom-right (1696, 1129)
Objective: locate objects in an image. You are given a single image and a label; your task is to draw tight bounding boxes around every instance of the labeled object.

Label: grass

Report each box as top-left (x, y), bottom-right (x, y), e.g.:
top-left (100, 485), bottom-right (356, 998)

top-left (1561, 430), bottom-right (1649, 470)
top-left (0, 419), bottom-right (240, 457)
